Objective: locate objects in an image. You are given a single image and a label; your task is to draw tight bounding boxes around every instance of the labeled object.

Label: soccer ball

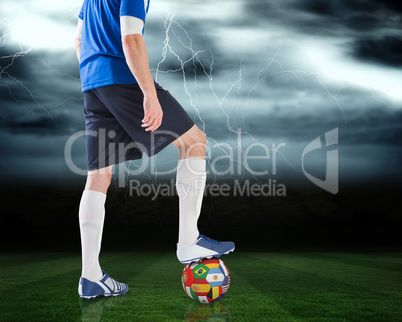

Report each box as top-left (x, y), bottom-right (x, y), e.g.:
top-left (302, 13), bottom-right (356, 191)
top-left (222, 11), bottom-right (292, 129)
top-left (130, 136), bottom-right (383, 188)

top-left (181, 258), bottom-right (230, 303)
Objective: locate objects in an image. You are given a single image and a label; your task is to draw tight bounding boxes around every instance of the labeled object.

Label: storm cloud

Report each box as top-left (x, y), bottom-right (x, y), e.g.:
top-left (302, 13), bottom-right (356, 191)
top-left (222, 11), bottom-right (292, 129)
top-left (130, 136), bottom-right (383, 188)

top-left (0, 0), bottom-right (401, 184)
top-left (353, 37), bottom-right (402, 67)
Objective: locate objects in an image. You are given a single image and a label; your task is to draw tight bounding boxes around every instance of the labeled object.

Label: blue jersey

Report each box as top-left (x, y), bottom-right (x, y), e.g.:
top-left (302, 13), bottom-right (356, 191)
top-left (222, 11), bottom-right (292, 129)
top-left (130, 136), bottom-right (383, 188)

top-left (79, 0), bottom-right (150, 92)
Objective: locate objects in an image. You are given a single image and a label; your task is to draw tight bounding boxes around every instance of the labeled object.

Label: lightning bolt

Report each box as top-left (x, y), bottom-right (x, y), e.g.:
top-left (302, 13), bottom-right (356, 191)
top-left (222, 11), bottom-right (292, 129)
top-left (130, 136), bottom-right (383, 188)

top-left (149, 12), bottom-right (301, 225)
top-left (151, 12), bottom-right (302, 187)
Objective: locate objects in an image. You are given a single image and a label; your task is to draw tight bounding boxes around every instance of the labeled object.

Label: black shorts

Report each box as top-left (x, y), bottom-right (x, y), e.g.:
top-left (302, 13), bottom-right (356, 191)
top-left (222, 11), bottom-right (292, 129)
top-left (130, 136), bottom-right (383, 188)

top-left (83, 82), bottom-right (195, 171)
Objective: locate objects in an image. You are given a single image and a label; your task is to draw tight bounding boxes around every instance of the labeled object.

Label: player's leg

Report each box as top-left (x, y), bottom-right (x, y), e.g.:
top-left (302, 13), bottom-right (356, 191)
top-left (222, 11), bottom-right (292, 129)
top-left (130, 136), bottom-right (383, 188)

top-left (172, 125), bottom-right (206, 247)
top-left (78, 165), bottom-right (129, 299)
top-left (79, 165), bottom-right (113, 282)
top-left (86, 82), bottom-right (234, 263)
top-left (172, 126), bottom-right (235, 264)
top-left (78, 87), bottom-right (133, 299)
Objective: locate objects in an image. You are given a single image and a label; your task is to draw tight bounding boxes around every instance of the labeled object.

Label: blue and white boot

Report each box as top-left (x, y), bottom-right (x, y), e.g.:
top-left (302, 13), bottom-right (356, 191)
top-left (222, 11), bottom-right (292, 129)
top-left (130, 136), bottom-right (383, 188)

top-left (177, 234), bottom-right (235, 264)
top-left (78, 270), bottom-right (128, 299)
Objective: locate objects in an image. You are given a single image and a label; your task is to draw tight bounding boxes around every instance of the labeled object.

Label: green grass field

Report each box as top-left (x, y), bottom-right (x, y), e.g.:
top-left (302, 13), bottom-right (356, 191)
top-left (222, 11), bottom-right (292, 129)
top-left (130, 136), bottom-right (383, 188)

top-left (1, 252), bottom-right (401, 321)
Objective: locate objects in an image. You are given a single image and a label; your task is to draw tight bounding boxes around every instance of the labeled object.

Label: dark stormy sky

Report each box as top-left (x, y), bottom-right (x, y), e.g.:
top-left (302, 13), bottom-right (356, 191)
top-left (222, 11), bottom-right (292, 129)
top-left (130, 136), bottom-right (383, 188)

top-left (0, 0), bottom-right (401, 187)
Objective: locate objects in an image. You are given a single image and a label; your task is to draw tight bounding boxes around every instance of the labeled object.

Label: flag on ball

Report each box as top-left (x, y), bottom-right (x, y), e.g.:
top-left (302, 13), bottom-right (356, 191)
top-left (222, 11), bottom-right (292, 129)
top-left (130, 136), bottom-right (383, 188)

top-left (181, 258), bottom-right (230, 303)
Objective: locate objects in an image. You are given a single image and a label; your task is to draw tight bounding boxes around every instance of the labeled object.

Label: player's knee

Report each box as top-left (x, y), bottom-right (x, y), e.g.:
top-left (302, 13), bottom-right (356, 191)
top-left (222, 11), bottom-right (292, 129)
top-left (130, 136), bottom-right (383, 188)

top-left (197, 130), bottom-right (207, 147)
top-left (85, 168), bottom-right (113, 192)
top-left (186, 127), bottom-right (206, 148)
top-left (100, 172), bottom-right (113, 186)
top-left (184, 130), bottom-right (206, 155)
top-left (173, 126), bottom-right (206, 152)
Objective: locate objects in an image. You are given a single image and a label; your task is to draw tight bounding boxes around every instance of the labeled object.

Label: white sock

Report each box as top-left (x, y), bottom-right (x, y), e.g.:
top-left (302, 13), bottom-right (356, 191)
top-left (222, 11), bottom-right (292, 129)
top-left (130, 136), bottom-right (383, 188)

top-left (176, 158), bottom-right (207, 246)
top-left (79, 189), bottom-right (106, 281)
